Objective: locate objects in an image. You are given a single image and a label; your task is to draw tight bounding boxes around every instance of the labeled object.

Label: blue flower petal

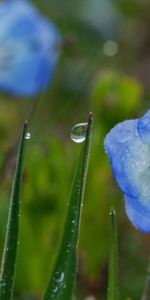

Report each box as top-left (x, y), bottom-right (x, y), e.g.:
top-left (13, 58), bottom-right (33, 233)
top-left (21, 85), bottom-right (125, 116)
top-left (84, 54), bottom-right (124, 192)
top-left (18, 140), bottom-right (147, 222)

top-left (104, 120), bottom-right (138, 198)
top-left (137, 109), bottom-right (150, 145)
top-left (104, 110), bottom-right (150, 231)
top-left (0, 0), bottom-right (60, 96)
top-left (125, 194), bottom-right (150, 232)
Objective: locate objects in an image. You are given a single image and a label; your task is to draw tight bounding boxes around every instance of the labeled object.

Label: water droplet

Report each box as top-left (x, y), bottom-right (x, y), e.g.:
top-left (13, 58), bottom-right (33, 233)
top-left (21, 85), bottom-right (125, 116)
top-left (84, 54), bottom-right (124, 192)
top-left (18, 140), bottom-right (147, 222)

top-left (55, 271), bottom-right (64, 283)
top-left (53, 286), bottom-right (58, 293)
top-left (25, 132), bottom-right (31, 140)
top-left (71, 123), bottom-right (88, 143)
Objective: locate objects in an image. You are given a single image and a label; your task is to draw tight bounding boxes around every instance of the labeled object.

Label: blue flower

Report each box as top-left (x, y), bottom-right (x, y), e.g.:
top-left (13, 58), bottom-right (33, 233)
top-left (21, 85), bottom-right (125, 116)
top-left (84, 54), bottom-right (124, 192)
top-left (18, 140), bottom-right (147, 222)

top-left (104, 109), bottom-right (150, 232)
top-left (0, 0), bottom-right (60, 96)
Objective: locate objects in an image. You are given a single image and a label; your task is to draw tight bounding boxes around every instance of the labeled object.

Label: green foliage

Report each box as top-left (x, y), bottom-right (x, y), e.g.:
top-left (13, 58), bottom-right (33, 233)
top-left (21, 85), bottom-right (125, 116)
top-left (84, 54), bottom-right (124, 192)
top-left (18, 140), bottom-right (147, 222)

top-left (107, 208), bottom-right (119, 300)
top-left (91, 70), bottom-right (143, 128)
top-left (0, 122), bottom-right (28, 300)
top-left (43, 113), bottom-right (93, 299)
top-left (16, 138), bottom-right (70, 294)
top-left (0, 113), bottom-right (93, 300)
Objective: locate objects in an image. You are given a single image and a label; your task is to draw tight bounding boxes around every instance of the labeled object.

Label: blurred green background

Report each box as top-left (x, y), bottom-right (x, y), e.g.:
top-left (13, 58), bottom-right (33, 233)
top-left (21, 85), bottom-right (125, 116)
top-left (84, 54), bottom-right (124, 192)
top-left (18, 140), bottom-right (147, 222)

top-left (0, 0), bottom-right (150, 299)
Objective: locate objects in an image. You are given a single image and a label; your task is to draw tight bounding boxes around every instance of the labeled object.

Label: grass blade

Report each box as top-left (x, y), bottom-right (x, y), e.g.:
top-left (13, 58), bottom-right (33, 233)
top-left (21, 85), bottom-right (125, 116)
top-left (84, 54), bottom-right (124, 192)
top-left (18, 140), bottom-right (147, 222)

top-left (141, 258), bottom-right (150, 300)
top-left (43, 112), bottom-right (93, 300)
top-left (107, 207), bottom-right (119, 300)
top-left (0, 121), bottom-right (28, 300)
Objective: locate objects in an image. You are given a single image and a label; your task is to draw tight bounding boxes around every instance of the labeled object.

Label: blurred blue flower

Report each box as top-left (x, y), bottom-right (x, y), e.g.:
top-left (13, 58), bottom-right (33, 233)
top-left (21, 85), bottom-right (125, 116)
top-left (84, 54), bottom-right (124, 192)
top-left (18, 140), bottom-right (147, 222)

top-left (0, 0), bottom-right (60, 96)
top-left (104, 109), bottom-right (150, 232)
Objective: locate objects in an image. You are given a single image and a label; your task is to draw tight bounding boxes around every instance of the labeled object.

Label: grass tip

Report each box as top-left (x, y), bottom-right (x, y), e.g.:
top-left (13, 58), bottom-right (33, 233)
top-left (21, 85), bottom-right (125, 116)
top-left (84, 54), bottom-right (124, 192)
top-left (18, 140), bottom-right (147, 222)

top-left (24, 120), bottom-right (28, 130)
top-left (88, 112), bottom-right (93, 122)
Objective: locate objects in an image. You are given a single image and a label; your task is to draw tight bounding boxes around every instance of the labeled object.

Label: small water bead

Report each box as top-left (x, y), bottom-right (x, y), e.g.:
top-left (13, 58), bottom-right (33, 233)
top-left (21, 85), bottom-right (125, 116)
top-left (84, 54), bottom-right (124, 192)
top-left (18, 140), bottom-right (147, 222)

top-left (55, 271), bottom-right (64, 283)
top-left (53, 286), bottom-right (58, 293)
top-left (25, 132), bottom-right (31, 140)
top-left (71, 123), bottom-right (88, 143)
top-left (0, 281), bottom-right (6, 287)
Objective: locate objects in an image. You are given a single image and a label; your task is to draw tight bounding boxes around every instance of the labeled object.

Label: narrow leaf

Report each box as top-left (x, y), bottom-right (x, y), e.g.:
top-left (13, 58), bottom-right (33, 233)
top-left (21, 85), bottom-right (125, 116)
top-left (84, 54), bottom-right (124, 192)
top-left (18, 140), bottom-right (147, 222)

top-left (0, 121), bottom-right (28, 300)
top-left (107, 207), bottom-right (119, 300)
top-left (43, 112), bottom-right (93, 300)
top-left (141, 258), bottom-right (150, 300)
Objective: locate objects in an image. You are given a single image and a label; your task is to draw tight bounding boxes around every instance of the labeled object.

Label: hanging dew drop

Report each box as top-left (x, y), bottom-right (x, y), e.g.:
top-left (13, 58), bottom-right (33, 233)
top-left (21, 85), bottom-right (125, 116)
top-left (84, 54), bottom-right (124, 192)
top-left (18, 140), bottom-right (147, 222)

top-left (70, 123), bottom-right (88, 143)
top-left (25, 132), bottom-right (31, 140)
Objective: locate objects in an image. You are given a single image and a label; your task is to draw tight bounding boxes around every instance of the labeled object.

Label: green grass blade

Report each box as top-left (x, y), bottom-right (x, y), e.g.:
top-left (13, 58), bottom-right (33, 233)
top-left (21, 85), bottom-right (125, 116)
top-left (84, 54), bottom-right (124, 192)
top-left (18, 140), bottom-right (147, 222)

top-left (0, 121), bottom-right (28, 300)
top-left (141, 258), bottom-right (150, 300)
top-left (43, 112), bottom-right (93, 300)
top-left (107, 207), bottom-right (119, 300)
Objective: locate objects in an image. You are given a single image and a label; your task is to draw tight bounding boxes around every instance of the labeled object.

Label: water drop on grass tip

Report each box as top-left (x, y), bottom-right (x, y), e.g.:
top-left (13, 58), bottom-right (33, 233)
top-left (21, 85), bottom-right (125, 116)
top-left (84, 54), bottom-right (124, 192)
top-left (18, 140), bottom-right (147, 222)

top-left (71, 123), bottom-right (88, 143)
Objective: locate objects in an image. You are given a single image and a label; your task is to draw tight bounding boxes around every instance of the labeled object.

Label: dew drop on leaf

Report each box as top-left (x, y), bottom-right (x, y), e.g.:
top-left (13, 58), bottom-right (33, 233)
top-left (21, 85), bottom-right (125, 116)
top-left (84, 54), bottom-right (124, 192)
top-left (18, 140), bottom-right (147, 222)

top-left (55, 271), bottom-right (64, 283)
top-left (53, 286), bottom-right (58, 293)
top-left (70, 123), bottom-right (88, 143)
